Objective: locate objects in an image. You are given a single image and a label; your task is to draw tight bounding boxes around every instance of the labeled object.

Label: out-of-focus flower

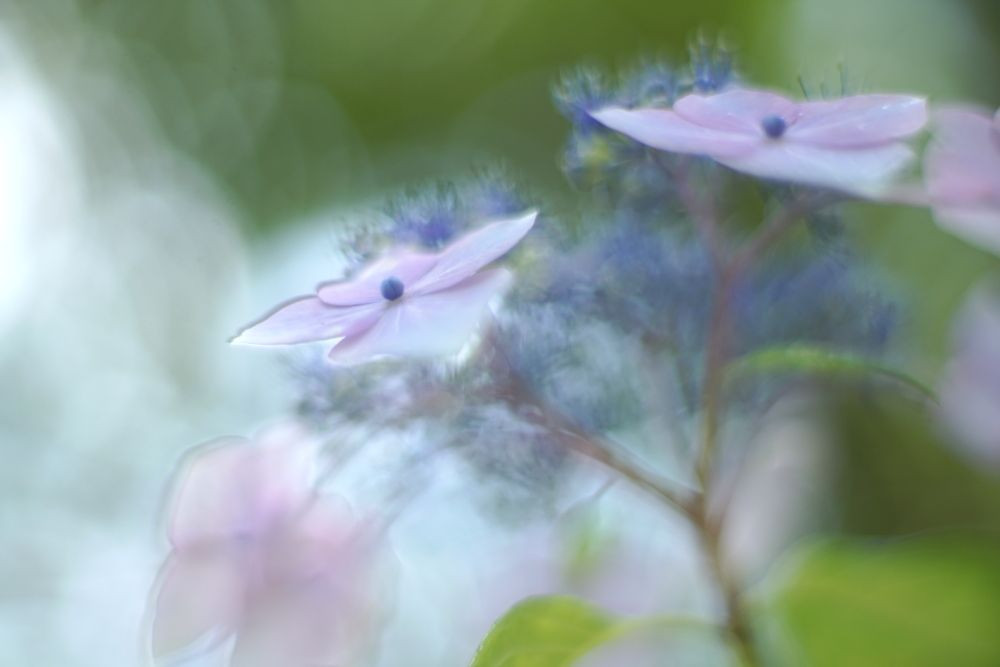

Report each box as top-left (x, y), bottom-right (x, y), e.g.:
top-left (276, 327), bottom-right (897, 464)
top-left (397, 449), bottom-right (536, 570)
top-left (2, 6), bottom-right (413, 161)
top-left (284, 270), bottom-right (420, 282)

top-left (150, 424), bottom-right (388, 666)
top-left (939, 285), bottom-right (1000, 465)
top-left (591, 88), bottom-right (926, 195)
top-left (233, 211), bottom-right (536, 364)
top-left (923, 106), bottom-right (1000, 255)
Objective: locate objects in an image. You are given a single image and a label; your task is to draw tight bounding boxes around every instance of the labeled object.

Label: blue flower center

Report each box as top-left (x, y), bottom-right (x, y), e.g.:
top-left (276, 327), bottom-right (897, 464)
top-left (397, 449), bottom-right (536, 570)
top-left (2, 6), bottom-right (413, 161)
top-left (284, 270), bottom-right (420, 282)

top-left (761, 115), bottom-right (787, 139)
top-left (380, 276), bottom-right (405, 301)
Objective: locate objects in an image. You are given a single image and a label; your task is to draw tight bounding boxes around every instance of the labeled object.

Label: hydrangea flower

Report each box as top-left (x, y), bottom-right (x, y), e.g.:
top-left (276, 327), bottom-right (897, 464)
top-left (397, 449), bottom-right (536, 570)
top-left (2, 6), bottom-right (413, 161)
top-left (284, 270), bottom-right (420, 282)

top-left (149, 424), bottom-right (388, 666)
top-left (923, 106), bottom-right (1000, 255)
top-left (233, 211), bottom-right (537, 364)
top-left (939, 286), bottom-right (1000, 465)
top-left (591, 88), bottom-right (927, 195)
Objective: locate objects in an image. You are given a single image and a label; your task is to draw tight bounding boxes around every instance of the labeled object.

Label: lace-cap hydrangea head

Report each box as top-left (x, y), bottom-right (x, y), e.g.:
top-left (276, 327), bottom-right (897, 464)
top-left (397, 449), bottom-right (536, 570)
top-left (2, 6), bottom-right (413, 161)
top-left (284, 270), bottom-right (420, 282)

top-left (232, 210), bottom-right (536, 365)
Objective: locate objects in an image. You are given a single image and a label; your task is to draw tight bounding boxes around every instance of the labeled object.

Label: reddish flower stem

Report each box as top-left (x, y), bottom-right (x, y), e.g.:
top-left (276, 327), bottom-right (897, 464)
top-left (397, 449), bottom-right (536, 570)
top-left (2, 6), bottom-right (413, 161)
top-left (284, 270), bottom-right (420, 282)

top-left (487, 330), bottom-right (694, 518)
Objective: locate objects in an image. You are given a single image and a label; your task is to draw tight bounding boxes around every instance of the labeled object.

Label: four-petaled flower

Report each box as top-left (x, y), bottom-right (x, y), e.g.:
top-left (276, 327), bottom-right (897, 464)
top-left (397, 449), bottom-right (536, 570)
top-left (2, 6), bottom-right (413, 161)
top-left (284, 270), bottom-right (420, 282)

top-left (150, 424), bottom-right (388, 666)
top-left (923, 106), bottom-right (1000, 255)
top-left (233, 211), bottom-right (537, 364)
top-left (592, 88), bottom-right (927, 195)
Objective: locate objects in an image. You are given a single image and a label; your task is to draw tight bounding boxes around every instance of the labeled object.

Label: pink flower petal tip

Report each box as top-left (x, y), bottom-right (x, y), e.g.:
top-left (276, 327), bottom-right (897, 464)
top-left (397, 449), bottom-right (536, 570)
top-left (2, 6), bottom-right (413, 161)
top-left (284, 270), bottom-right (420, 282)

top-left (940, 285), bottom-right (1000, 465)
top-left (923, 105), bottom-right (1000, 255)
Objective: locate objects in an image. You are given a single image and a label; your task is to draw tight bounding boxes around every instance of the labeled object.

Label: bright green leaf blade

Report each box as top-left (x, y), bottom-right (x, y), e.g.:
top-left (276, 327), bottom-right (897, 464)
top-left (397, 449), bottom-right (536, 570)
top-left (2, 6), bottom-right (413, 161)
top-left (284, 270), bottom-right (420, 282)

top-left (768, 537), bottom-right (1000, 667)
top-left (471, 595), bottom-right (739, 667)
top-left (728, 344), bottom-right (936, 401)
top-left (471, 596), bottom-right (615, 667)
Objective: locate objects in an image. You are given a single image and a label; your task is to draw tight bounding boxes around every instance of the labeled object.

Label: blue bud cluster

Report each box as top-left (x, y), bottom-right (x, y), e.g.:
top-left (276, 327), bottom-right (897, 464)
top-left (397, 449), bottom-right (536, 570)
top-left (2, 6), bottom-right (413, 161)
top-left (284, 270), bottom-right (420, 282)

top-left (292, 350), bottom-right (441, 430)
top-left (589, 217), bottom-right (714, 346)
top-left (688, 38), bottom-right (735, 93)
top-left (554, 49), bottom-right (732, 210)
top-left (733, 252), bottom-right (897, 357)
top-left (497, 300), bottom-right (646, 436)
top-left (385, 170), bottom-right (528, 249)
top-left (451, 403), bottom-right (569, 521)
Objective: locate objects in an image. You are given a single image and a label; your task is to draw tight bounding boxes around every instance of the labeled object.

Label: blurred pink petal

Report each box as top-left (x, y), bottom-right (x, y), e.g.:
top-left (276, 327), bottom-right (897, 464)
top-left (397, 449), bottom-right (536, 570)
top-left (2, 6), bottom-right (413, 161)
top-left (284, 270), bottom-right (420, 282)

top-left (931, 207), bottom-right (1000, 255)
top-left (411, 210), bottom-right (536, 293)
top-left (266, 498), bottom-right (362, 579)
top-left (590, 107), bottom-right (756, 157)
top-left (152, 548), bottom-right (245, 657)
top-left (317, 251), bottom-right (437, 306)
top-left (231, 297), bottom-right (384, 345)
top-left (234, 211), bottom-right (535, 364)
top-left (926, 108), bottom-right (1000, 203)
top-left (328, 267), bottom-right (512, 364)
top-left (924, 106), bottom-right (1000, 253)
top-left (592, 87), bottom-right (926, 194)
top-left (230, 571), bottom-right (378, 667)
top-left (718, 141), bottom-right (915, 196)
top-left (168, 425), bottom-right (318, 549)
top-left (791, 95), bottom-right (927, 146)
top-left (232, 512), bottom-right (386, 667)
top-left (674, 89), bottom-right (800, 134)
top-left (939, 286), bottom-right (1000, 464)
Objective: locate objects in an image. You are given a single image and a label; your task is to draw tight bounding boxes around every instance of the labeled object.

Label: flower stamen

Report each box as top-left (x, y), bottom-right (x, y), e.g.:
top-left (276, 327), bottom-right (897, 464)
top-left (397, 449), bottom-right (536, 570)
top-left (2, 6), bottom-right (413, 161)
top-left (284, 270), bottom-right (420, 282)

top-left (761, 114), bottom-right (787, 139)
top-left (380, 276), bottom-right (405, 301)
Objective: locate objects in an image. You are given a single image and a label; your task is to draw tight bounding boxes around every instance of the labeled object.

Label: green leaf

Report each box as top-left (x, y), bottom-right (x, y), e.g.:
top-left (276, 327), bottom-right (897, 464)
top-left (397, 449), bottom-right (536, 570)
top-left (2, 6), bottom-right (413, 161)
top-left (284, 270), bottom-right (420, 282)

top-left (824, 393), bottom-right (1000, 535)
top-left (767, 537), bottom-right (1000, 667)
top-left (728, 344), bottom-right (936, 401)
top-left (471, 596), bottom-right (616, 667)
top-left (472, 596), bottom-right (739, 667)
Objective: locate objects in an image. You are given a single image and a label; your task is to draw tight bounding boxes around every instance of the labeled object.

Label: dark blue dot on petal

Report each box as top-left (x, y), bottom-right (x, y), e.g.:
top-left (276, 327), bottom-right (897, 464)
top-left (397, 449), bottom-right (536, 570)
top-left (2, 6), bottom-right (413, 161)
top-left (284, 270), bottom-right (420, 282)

top-left (380, 276), bottom-right (405, 301)
top-left (761, 115), bottom-right (787, 139)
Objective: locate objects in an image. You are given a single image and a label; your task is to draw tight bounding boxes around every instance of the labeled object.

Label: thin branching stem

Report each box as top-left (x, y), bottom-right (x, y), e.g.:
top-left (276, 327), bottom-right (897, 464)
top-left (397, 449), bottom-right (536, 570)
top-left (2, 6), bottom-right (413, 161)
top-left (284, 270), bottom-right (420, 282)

top-left (686, 185), bottom-right (833, 666)
top-left (697, 191), bottom-right (835, 489)
top-left (731, 193), bottom-right (837, 274)
top-left (660, 156), bottom-right (727, 269)
top-left (486, 329), bottom-right (696, 519)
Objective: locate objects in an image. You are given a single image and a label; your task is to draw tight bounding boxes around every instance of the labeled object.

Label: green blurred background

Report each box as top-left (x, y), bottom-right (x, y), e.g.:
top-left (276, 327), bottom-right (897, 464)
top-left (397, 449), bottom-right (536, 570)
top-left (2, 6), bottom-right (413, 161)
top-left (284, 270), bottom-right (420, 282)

top-left (8, 0), bottom-right (998, 221)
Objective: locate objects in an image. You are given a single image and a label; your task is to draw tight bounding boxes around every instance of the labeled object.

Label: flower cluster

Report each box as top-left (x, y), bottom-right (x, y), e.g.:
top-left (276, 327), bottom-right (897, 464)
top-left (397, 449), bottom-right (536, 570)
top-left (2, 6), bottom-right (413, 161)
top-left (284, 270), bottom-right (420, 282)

top-left (383, 174), bottom-right (530, 249)
top-left (149, 44), bottom-right (1000, 666)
